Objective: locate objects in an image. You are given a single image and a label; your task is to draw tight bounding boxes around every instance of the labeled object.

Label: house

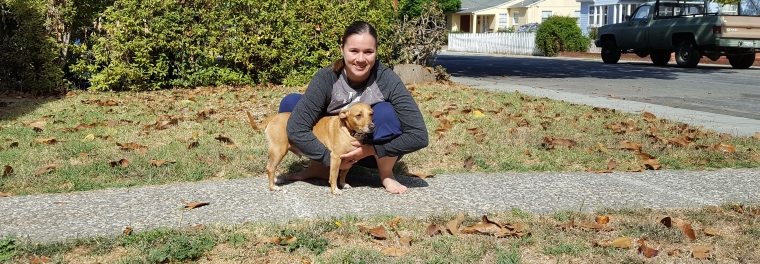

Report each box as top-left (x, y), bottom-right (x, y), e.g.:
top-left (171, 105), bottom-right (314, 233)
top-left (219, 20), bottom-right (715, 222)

top-left (576, 0), bottom-right (647, 35)
top-left (447, 0), bottom-right (582, 33)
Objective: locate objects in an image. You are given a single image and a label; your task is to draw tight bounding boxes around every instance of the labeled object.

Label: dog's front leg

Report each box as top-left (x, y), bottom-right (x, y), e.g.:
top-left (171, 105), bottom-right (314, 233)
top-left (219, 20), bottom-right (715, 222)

top-left (329, 155), bottom-right (342, 195)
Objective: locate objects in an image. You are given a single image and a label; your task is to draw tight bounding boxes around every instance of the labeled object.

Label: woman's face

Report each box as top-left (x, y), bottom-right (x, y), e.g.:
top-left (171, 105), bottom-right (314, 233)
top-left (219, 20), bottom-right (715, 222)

top-left (341, 32), bottom-right (377, 84)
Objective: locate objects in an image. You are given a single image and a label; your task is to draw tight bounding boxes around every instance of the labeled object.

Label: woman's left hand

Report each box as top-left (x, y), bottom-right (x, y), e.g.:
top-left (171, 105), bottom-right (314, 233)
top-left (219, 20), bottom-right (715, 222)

top-left (339, 141), bottom-right (375, 169)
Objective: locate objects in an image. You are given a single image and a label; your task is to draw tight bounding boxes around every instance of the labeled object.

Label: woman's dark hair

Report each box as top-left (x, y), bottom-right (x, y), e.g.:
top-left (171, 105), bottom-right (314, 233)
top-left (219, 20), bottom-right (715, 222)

top-left (332, 21), bottom-right (378, 73)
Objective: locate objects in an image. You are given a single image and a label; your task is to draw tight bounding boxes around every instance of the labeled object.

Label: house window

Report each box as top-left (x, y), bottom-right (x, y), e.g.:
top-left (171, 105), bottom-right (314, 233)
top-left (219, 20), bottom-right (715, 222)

top-left (589, 6), bottom-right (595, 25)
top-left (513, 12), bottom-right (519, 24)
top-left (541, 11), bottom-right (552, 22)
top-left (499, 13), bottom-right (509, 29)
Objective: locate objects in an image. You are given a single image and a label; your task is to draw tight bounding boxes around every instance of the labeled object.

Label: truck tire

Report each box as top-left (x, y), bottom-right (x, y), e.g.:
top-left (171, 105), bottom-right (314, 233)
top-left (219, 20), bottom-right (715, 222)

top-left (650, 51), bottom-right (671, 66)
top-left (727, 53), bottom-right (756, 69)
top-left (675, 40), bottom-right (700, 68)
top-left (601, 41), bottom-right (621, 64)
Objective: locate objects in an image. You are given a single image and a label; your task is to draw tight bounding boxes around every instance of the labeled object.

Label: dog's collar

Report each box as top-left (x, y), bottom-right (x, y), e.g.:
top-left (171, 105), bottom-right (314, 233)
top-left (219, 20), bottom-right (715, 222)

top-left (351, 131), bottom-right (367, 141)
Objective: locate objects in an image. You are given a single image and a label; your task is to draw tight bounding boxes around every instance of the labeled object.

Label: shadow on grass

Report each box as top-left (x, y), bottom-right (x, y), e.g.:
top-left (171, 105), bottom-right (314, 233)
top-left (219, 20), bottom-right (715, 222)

top-left (274, 160), bottom-right (429, 190)
top-left (0, 91), bottom-right (62, 121)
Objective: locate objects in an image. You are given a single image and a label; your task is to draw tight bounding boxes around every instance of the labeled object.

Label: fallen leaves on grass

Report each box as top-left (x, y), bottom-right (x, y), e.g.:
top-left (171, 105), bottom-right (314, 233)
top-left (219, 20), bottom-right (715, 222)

top-left (642, 112), bottom-right (657, 123)
top-left (0, 192), bottom-right (11, 197)
top-left (619, 140), bottom-right (642, 151)
top-left (541, 136), bottom-right (577, 150)
top-left (713, 143), bottom-right (736, 154)
top-left (2, 165), bottom-right (12, 177)
top-left (660, 216), bottom-right (696, 241)
top-left (123, 226), bottom-right (133, 236)
top-left (109, 159), bottom-right (130, 168)
top-left (595, 215), bottom-right (610, 225)
top-left (426, 224), bottom-right (443, 237)
top-left (34, 164), bottom-right (58, 176)
top-left (635, 151), bottom-right (661, 170)
top-left (150, 159), bottom-right (175, 167)
top-left (184, 201), bottom-right (210, 209)
top-left (463, 156), bottom-right (474, 170)
top-left (215, 135), bottom-right (235, 146)
top-left (261, 236), bottom-right (298, 246)
top-left (594, 237), bottom-right (632, 249)
top-left (82, 99), bottom-right (119, 106)
top-left (692, 245), bottom-right (711, 260)
top-left (703, 227), bottom-right (719, 236)
top-left (637, 240), bottom-right (659, 258)
top-left (381, 247), bottom-right (407, 257)
top-left (358, 224), bottom-right (389, 240)
top-left (117, 142), bottom-right (148, 154)
top-left (29, 256), bottom-right (51, 264)
top-left (446, 212), bottom-right (466, 235)
top-left (35, 137), bottom-right (58, 145)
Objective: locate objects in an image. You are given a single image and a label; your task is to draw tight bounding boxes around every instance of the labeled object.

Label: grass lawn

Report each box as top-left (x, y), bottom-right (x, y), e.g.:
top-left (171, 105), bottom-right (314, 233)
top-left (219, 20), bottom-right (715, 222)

top-left (1, 204), bottom-right (758, 263)
top-left (1, 83), bottom-right (759, 196)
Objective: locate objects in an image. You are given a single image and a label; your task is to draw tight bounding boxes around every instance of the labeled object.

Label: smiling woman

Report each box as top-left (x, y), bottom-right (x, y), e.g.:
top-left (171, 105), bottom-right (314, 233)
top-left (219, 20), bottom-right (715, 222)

top-left (276, 21), bottom-right (429, 194)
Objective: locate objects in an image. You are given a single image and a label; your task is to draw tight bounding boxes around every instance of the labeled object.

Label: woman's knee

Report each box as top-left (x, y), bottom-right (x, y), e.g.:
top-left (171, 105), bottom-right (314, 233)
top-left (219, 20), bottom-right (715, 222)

top-left (371, 102), bottom-right (402, 142)
top-left (278, 93), bottom-right (302, 113)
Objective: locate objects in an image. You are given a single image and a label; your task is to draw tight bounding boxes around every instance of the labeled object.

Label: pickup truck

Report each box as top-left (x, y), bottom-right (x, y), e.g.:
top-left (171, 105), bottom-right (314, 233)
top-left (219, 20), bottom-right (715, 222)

top-left (595, 0), bottom-right (760, 68)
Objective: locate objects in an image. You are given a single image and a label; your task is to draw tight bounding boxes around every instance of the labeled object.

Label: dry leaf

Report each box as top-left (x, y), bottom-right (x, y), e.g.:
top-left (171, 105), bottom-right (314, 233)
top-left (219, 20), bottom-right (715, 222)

top-left (679, 222), bottom-right (697, 241)
top-left (578, 221), bottom-right (609, 231)
top-left (541, 136), bottom-right (577, 150)
top-left (641, 158), bottom-right (661, 170)
top-left (279, 236), bottom-right (297, 245)
top-left (619, 141), bottom-right (642, 151)
top-left (638, 241), bottom-right (659, 258)
top-left (150, 159), bottom-right (175, 167)
top-left (692, 245), bottom-right (711, 260)
top-left (2, 165), bottom-right (12, 177)
top-left (407, 171), bottom-right (434, 179)
top-left (123, 226), bottom-right (133, 236)
top-left (215, 135), bottom-right (235, 145)
top-left (606, 159), bottom-right (618, 171)
top-left (109, 159), bottom-right (130, 168)
top-left (461, 215), bottom-right (503, 235)
top-left (117, 142), bottom-right (147, 153)
top-left (34, 164), bottom-right (58, 176)
top-left (426, 224), bottom-right (443, 237)
top-left (753, 132), bottom-right (760, 140)
top-left (611, 237), bottom-right (632, 248)
top-left (184, 201), bottom-right (210, 209)
top-left (381, 247), bottom-right (406, 257)
top-left (660, 216), bottom-right (673, 228)
top-left (642, 112), bottom-right (657, 122)
top-left (369, 226), bottom-right (389, 240)
top-left (713, 143), bottom-right (736, 154)
top-left (35, 137), bottom-right (58, 145)
top-left (0, 192), bottom-right (11, 197)
top-left (29, 256), bottom-right (51, 264)
top-left (667, 248), bottom-right (682, 257)
top-left (703, 227), bottom-right (719, 236)
top-left (595, 215), bottom-right (610, 225)
top-left (463, 156), bottom-right (474, 170)
top-left (446, 212), bottom-right (466, 235)
top-left (399, 236), bottom-right (413, 247)
top-left (387, 216), bottom-right (402, 229)
top-left (188, 141), bottom-right (199, 149)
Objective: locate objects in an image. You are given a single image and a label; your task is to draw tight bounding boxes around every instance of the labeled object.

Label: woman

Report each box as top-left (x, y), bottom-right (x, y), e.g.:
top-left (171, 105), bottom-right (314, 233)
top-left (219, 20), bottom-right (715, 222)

top-left (279, 21), bottom-right (428, 194)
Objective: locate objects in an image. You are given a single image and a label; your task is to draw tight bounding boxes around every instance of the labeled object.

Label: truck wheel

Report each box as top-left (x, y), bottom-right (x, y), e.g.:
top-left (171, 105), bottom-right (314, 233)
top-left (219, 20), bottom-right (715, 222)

top-left (675, 40), bottom-right (700, 68)
top-left (727, 53), bottom-right (756, 69)
top-left (601, 41), bottom-right (621, 64)
top-left (650, 51), bottom-right (671, 66)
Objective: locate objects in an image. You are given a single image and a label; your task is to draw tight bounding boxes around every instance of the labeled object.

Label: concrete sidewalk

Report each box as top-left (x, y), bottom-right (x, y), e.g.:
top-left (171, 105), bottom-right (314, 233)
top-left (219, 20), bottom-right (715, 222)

top-left (1, 169), bottom-right (758, 243)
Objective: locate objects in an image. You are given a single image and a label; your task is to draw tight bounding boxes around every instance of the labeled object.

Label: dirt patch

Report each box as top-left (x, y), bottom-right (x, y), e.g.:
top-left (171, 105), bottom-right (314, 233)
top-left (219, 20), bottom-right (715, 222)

top-left (559, 51), bottom-right (760, 66)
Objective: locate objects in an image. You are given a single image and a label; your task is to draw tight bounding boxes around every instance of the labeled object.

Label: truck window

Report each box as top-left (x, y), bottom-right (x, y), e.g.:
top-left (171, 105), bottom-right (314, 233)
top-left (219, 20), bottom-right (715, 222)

top-left (632, 5), bottom-right (651, 20)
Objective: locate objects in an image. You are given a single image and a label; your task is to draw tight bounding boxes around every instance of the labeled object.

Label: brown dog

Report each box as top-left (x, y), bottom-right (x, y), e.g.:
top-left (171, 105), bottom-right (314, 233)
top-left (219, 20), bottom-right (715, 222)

top-left (261, 103), bottom-right (374, 195)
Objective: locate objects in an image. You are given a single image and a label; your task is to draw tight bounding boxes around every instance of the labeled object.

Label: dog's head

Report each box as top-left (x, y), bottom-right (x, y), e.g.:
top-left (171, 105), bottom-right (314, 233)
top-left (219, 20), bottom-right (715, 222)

top-left (339, 103), bottom-right (374, 136)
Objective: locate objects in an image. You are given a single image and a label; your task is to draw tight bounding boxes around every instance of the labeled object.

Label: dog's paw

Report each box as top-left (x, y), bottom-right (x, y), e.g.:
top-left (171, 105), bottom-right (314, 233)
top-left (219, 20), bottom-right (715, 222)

top-left (269, 185), bottom-right (281, 192)
top-left (331, 188), bottom-right (343, 195)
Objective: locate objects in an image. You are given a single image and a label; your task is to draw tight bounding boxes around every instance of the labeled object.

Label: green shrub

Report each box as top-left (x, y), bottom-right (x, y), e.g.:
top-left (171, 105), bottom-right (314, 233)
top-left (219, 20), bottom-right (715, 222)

top-left (535, 16), bottom-right (589, 57)
top-left (73, 0), bottom-right (398, 91)
top-left (0, 0), bottom-right (64, 92)
top-left (145, 233), bottom-right (216, 263)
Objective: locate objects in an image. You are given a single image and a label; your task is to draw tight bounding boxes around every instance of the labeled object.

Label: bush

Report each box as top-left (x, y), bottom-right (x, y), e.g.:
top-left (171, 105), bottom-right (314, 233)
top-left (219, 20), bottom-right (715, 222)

top-left (73, 0), bottom-right (398, 91)
top-left (0, 0), bottom-right (64, 92)
top-left (535, 16), bottom-right (589, 57)
top-left (390, 0), bottom-right (447, 66)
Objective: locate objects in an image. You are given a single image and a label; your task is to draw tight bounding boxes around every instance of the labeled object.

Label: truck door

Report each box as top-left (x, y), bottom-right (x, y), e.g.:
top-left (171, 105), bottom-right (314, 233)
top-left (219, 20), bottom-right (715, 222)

top-left (618, 4), bottom-right (652, 50)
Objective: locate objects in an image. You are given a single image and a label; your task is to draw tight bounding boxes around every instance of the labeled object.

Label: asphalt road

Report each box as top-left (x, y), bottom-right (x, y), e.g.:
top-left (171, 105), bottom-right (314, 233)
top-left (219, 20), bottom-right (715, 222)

top-left (435, 51), bottom-right (760, 121)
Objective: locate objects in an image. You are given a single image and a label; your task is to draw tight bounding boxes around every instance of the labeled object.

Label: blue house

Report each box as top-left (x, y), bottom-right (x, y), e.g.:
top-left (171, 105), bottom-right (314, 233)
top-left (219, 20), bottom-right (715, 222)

top-left (576, 0), bottom-right (647, 35)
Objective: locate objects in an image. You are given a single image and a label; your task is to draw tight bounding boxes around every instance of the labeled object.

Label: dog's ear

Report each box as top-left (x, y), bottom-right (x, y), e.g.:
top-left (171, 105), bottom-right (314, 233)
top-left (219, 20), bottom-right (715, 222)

top-left (338, 109), bottom-right (349, 119)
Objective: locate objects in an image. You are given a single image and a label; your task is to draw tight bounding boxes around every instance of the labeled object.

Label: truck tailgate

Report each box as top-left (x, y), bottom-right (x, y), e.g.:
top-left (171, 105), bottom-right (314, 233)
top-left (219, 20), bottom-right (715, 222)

top-left (721, 16), bottom-right (760, 39)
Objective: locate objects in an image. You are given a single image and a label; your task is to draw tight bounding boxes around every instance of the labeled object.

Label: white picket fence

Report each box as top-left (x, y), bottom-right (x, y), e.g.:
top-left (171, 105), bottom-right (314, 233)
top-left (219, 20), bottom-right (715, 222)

top-left (447, 32), bottom-right (542, 56)
top-left (447, 32), bottom-right (601, 55)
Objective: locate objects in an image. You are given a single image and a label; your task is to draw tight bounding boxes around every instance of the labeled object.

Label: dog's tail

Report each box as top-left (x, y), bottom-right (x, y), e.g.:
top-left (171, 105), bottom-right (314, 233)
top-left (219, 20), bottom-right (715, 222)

top-left (245, 111), bottom-right (260, 131)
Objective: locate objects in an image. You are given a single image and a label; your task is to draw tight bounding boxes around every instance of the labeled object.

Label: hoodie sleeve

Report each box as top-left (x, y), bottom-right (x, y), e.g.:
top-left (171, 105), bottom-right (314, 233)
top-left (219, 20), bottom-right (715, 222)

top-left (286, 68), bottom-right (334, 167)
top-left (373, 68), bottom-right (429, 158)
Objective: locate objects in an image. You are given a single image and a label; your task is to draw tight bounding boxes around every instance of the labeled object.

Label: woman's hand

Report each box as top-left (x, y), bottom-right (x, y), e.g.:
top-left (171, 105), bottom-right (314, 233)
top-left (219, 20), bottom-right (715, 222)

top-left (339, 141), bottom-right (376, 170)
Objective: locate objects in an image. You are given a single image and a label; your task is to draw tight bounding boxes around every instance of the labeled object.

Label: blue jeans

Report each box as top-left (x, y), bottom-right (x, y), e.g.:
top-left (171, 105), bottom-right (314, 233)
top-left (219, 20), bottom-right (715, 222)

top-left (279, 93), bottom-right (402, 168)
